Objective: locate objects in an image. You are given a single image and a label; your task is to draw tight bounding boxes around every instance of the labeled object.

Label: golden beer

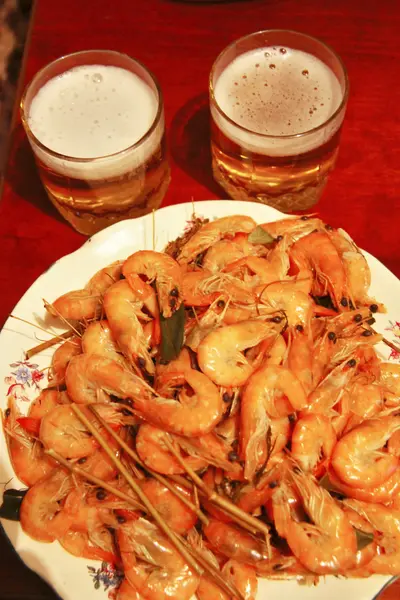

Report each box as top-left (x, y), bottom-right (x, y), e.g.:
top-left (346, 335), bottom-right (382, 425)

top-left (210, 31), bottom-right (349, 212)
top-left (21, 51), bottom-right (170, 235)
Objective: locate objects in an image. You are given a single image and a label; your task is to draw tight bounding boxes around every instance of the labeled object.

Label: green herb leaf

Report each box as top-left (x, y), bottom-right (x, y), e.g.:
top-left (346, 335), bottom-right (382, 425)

top-left (248, 226), bottom-right (275, 245)
top-left (0, 489), bottom-right (27, 521)
top-left (354, 527), bottom-right (374, 551)
top-left (160, 303), bottom-right (185, 362)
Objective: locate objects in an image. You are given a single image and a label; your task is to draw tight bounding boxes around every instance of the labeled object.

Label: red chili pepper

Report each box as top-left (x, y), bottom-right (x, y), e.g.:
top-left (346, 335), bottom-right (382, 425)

top-left (88, 548), bottom-right (119, 564)
top-left (17, 417), bottom-right (41, 436)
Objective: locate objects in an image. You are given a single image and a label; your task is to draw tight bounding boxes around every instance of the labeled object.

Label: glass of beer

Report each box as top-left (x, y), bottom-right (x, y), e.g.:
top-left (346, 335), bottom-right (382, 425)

top-left (209, 30), bottom-right (349, 212)
top-left (21, 50), bottom-right (170, 235)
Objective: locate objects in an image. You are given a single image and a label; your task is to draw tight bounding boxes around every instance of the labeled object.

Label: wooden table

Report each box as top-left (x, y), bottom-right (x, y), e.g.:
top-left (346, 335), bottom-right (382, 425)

top-left (0, 0), bottom-right (399, 598)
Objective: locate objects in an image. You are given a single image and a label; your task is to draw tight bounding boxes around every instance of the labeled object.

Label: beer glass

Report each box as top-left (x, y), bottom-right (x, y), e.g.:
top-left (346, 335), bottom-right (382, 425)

top-left (209, 30), bottom-right (349, 212)
top-left (21, 50), bottom-right (170, 235)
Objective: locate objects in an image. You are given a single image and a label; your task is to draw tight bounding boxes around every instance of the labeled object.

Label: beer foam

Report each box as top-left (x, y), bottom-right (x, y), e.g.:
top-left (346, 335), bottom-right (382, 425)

top-left (27, 65), bottom-right (162, 178)
top-left (213, 47), bottom-right (344, 156)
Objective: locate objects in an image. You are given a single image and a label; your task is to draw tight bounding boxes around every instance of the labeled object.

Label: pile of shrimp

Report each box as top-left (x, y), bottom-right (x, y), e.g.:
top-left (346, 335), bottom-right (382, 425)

top-left (3, 213), bottom-right (400, 600)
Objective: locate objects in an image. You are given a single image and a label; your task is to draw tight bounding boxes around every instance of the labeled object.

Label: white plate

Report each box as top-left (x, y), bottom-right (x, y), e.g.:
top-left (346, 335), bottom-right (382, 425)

top-left (0, 200), bottom-right (399, 600)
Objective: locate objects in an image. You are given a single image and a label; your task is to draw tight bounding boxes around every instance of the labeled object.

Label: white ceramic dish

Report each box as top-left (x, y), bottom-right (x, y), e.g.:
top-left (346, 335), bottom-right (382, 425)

top-left (0, 200), bottom-right (399, 600)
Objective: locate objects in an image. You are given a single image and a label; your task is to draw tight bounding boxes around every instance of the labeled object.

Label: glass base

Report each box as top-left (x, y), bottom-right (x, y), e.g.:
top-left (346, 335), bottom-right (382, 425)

top-left (212, 159), bottom-right (328, 213)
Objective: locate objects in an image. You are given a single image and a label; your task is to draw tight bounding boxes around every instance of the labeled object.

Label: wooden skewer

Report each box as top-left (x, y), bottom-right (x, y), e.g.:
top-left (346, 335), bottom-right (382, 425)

top-left (88, 406), bottom-right (209, 525)
top-left (25, 330), bottom-right (76, 359)
top-left (45, 449), bottom-right (146, 512)
top-left (71, 404), bottom-right (202, 576)
top-left (163, 434), bottom-right (271, 557)
top-left (179, 535), bottom-right (245, 600)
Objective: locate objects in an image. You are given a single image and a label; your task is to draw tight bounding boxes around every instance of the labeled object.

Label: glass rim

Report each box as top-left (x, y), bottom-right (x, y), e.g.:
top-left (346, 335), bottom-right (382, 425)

top-left (20, 49), bottom-right (164, 163)
top-left (209, 29), bottom-right (350, 141)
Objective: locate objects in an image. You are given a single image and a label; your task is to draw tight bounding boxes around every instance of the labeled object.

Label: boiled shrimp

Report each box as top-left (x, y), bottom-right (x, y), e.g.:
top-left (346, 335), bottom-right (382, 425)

top-left (197, 319), bottom-right (282, 387)
top-left (272, 471), bottom-right (357, 574)
top-left (177, 215), bottom-right (256, 265)
top-left (117, 518), bottom-right (199, 600)
top-left (139, 478), bottom-right (197, 535)
top-left (255, 281), bottom-right (313, 330)
top-left (135, 424), bottom-right (207, 475)
top-left (47, 260), bottom-right (123, 321)
top-left (104, 280), bottom-right (155, 375)
top-left (39, 404), bottom-right (99, 459)
top-left (2, 397), bottom-right (55, 486)
top-left (331, 415), bottom-right (400, 489)
top-left (122, 250), bottom-right (182, 318)
top-left (48, 336), bottom-right (82, 386)
top-left (291, 414), bottom-right (336, 474)
top-left (134, 368), bottom-right (224, 437)
top-left (240, 364), bottom-right (306, 480)
top-left (290, 231), bottom-right (350, 310)
top-left (343, 499), bottom-right (400, 575)
top-left (65, 354), bottom-right (145, 405)
top-left (328, 228), bottom-right (381, 309)
top-left (82, 319), bottom-right (130, 368)
top-left (203, 518), bottom-right (269, 564)
top-left (20, 470), bottom-right (73, 542)
top-left (260, 216), bottom-right (324, 243)
top-left (305, 357), bottom-right (358, 414)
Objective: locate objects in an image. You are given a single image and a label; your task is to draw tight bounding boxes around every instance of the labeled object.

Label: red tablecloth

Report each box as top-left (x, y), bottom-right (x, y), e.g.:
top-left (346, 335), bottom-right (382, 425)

top-left (0, 0), bottom-right (399, 598)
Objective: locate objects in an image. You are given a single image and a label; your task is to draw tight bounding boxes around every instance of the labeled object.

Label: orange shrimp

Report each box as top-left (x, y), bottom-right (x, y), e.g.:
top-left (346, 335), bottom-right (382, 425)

top-left (135, 424), bottom-right (207, 475)
top-left (182, 270), bottom-right (220, 306)
top-left (241, 364), bottom-right (307, 481)
top-left (117, 518), bottom-right (199, 600)
top-left (203, 519), bottom-right (270, 564)
top-left (2, 397), bottom-right (55, 486)
top-left (260, 216), bottom-right (324, 243)
top-left (117, 580), bottom-right (144, 600)
top-left (122, 250), bottom-right (182, 318)
top-left (59, 528), bottom-right (117, 563)
top-left (103, 280), bottom-right (155, 375)
top-left (327, 466), bottom-right (400, 504)
top-left (28, 389), bottom-right (66, 419)
top-left (65, 354), bottom-right (144, 405)
top-left (20, 470), bottom-right (73, 542)
top-left (221, 561), bottom-right (258, 600)
top-left (82, 319), bottom-right (129, 368)
top-left (343, 500), bottom-right (400, 575)
top-left (47, 260), bottom-right (123, 321)
top-left (139, 478), bottom-right (197, 535)
top-left (291, 414), bottom-right (336, 474)
top-left (48, 335), bottom-right (82, 386)
top-left (197, 319), bottom-right (282, 387)
top-left (176, 215), bottom-right (256, 265)
top-left (380, 362), bottom-right (400, 398)
top-left (272, 471), bottom-right (357, 574)
top-left (291, 231), bottom-right (350, 311)
top-left (331, 416), bottom-right (400, 489)
top-left (223, 252), bottom-right (288, 287)
top-left (255, 281), bottom-right (313, 330)
top-left (203, 239), bottom-right (250, 273)
top-left (341, 503), bottom-right (377, 570)
top-left (39, 405), bottom-right (99, 459)
top-left (328, 229), bottom-right (383, 310)
top-left (286, 328), bottom-right (313, 393)
top-left (135, 368), bottom-right (224, 437)
top-left (305, 357), bottom-right (358, 414)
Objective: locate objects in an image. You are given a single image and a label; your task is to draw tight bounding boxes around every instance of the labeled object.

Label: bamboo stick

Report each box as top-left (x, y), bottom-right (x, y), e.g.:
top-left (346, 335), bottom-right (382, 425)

top-left (88, 406), bottom-right (209, 525)
top-left (45, 449), bottom-right (146, 512)
top-left (71, 404), bottom-right (202, 576)
top-left (163, 434), bottom-right (271, 557)
top-left (25, 329), bottom-right (76, 359)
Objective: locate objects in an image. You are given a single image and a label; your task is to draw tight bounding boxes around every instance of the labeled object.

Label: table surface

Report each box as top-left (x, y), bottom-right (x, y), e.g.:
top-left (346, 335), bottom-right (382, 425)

top-left (0, 0), bottom-right (399, 598)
